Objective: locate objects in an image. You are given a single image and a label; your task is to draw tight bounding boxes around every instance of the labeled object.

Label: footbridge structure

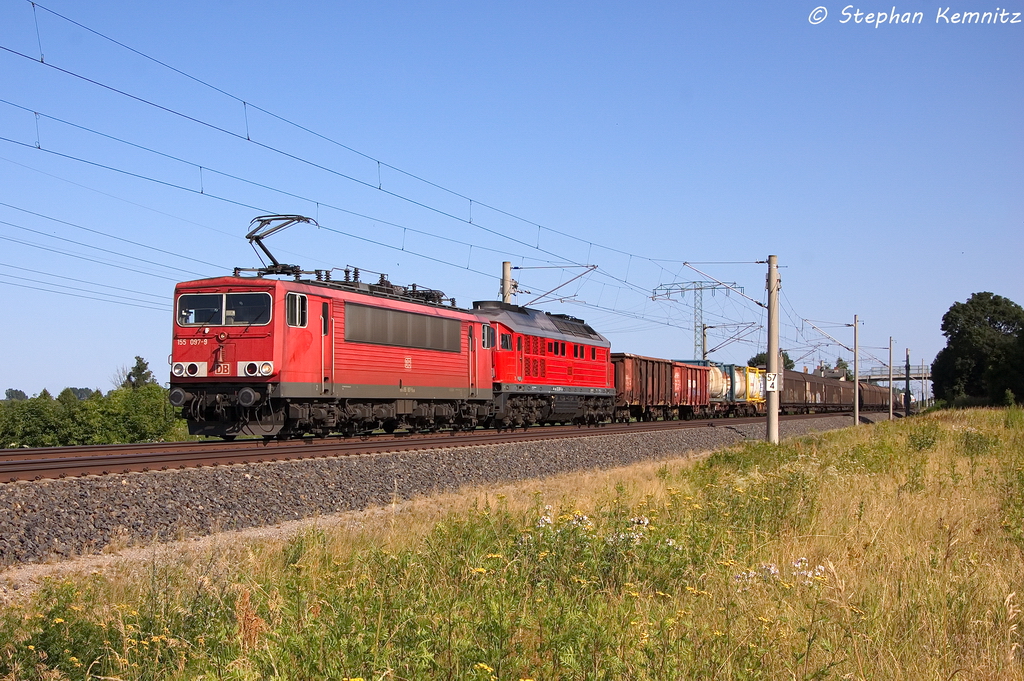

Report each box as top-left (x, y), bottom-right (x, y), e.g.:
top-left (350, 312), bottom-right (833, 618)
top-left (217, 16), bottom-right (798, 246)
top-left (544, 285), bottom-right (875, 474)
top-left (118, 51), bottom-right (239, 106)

top-left (858, 363), bottom-right (931, 383)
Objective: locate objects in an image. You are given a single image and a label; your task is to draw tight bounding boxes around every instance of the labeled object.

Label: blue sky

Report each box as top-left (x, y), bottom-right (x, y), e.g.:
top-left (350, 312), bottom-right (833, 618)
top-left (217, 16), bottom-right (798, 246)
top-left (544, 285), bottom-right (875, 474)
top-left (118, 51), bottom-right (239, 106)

top-left (1, 0), bottom-right (1021, 396)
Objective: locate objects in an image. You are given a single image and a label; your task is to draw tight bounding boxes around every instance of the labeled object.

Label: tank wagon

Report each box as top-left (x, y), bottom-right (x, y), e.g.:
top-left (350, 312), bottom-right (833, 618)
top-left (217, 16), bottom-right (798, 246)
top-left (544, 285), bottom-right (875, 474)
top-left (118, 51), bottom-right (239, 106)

top-left (677, 360), bottom-right (766, 417)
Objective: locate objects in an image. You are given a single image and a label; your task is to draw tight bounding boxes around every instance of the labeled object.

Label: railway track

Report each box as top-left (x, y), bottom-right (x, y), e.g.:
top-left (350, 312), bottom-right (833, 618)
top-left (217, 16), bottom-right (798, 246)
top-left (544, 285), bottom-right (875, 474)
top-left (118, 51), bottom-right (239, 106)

top-left (0, 412), bottom-right (847, 483)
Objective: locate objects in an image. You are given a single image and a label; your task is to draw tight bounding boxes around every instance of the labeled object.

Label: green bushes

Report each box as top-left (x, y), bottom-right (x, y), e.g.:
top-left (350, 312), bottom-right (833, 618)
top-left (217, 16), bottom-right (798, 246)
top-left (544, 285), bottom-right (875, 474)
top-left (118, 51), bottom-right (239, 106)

top-left (0, 384), bottom-right (187, 447)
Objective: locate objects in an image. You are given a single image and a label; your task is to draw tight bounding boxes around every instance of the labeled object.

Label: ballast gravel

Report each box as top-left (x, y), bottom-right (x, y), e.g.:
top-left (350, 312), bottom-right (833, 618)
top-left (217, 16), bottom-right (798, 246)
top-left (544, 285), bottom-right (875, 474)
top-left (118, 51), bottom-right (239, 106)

top-left (0, 415), bottom-right (882, 566)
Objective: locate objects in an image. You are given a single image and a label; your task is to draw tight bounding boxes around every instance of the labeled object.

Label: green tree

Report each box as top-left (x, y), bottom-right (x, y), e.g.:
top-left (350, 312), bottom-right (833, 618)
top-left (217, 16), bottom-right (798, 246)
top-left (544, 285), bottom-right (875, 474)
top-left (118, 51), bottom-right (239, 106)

top-left (67, 387), bottom-right (97, 400)
top-left (121, 356), bottom-right (158, 390)
top-left (747, 351), bottom-right (795, 370)
top-left (4, 388), bottom-right (27, 401)
top-left (835, 357), bottom-right (854, 382)
top-left (931, 292), bottom-right (1024, 402)
top-left (0, 389), bottom-right (62, 447)
top-left (102, 383), bottom-right (178, 442)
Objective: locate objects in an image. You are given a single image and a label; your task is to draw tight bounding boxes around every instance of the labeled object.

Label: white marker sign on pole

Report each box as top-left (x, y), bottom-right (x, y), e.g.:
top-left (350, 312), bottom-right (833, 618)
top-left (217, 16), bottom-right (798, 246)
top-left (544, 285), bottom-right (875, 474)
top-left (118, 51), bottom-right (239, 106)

top-left (765, 373), bottom-right (780, 392)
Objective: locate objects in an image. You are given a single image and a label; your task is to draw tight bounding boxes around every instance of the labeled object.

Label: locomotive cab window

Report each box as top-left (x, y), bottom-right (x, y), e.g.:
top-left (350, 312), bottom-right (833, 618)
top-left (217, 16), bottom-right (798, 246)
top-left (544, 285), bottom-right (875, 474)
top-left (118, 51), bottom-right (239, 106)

top-left (177, 294), bottom-right (223, 326)
top-left (225, 293), bottom-right (272, 326)
top-left (500, 333), bottom-right (513, 351)
top-left (178, 292), bottom-right (272, 327)
top-left (286, 293), bottom-right (308, 327)
top-left (591, 347), bottom-right (596, 360)
top-left (481, 325), bottom-right (495, 349)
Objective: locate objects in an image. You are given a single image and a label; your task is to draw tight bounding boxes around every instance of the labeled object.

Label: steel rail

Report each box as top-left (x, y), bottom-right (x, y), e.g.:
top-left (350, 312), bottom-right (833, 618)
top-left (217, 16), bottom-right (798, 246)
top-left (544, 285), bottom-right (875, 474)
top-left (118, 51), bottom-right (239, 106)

top-left (0, 413), bottom-right (847, 483)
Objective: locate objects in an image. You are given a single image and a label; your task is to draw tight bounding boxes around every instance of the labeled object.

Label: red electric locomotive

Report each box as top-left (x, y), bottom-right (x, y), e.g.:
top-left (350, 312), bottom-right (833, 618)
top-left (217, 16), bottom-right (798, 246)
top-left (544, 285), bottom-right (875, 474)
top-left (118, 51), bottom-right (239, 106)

top-left (170, 272), bottom-right (495, 438)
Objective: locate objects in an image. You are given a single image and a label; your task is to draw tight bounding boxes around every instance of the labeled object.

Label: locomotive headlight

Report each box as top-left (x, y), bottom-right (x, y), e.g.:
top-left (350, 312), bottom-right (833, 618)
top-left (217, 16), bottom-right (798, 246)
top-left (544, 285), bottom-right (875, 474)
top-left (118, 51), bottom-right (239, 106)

top-left (172, 363), bottom-right (185, 377)
top-left (244, 362), bottom-right (259, 377)
top-left (259, 361), bottom-right (274, 376)
top-left (185, 362), bottom-right (200, 376)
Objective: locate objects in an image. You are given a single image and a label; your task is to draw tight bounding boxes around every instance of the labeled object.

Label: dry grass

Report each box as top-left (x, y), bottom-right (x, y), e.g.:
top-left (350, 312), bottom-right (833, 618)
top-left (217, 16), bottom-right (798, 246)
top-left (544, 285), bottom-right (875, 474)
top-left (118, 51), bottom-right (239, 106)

top-left (2, 409), bottom-right (1024, 680)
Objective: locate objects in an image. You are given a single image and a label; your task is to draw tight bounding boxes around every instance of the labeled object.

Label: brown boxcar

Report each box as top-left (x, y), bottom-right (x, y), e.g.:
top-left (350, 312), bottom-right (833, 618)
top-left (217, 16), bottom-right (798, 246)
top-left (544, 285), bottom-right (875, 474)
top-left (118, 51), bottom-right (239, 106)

top-left (674, 361), bottom-right (710, 417)
top-left (612, 354), bottom-right (710, 421)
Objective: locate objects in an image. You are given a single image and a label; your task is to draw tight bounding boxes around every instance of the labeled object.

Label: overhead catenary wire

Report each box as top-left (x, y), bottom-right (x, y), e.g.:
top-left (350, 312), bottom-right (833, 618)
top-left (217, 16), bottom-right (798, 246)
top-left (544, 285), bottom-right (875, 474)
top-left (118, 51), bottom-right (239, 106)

top-left (0, 99), bottom-right (559, 267)
top-left (0, 231), bottom-right (184, 281)
top-left (0, 198), bottom-right (228, 271)
top-left (0, 133), bottom-right (667, 325)
top-left (0, 39), bottom-right (683, 299)
top-left (0, 271), bottom-right (163, 306)
top-left (0, 261), bottom-right (165, 300)
top-left (0, 103), bottom-right (656, 303)
top-left (3, 9), bottom-right (892, 355)
top-left (0, 3), bottom-right (914, 388)
top-left (0, 216), bottom-right (208, 278)
top-left (0, 153), bottom-right (241, 240)
top-left (20, 1), bottom-right (704, 272)
top-left (0, 31), bottom-right (741, 325)
top-left (0, 276), bottom-right (167, 310)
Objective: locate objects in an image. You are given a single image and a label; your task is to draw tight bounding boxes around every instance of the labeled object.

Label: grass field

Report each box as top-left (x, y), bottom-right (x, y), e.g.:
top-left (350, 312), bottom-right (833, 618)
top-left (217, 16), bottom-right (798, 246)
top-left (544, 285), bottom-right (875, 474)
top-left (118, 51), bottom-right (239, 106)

top-left (2, 408), bottom-right (1024, 680)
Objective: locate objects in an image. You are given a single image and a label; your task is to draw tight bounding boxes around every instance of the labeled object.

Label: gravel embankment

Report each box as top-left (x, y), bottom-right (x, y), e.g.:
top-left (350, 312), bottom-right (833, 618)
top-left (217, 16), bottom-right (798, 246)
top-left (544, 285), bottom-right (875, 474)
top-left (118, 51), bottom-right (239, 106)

top-left (0, 414), bottom-right (882, 566)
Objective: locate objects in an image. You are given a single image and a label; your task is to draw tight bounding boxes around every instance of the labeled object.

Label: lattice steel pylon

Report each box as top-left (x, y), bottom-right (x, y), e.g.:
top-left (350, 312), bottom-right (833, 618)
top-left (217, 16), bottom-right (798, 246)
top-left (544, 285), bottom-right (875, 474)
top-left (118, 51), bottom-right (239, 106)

top-left (652, 281), bottom-right (742, 359)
